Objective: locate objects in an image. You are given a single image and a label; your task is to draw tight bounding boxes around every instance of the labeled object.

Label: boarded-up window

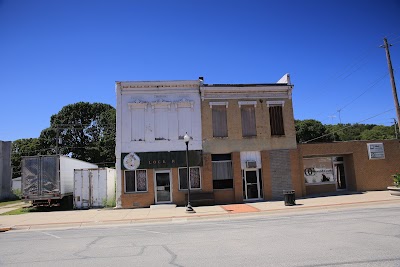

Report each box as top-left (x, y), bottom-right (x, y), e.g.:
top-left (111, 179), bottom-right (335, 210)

top-left (269, 105), bottom-right (285, 135)
top-left (154, 108), bottom-right (169, 140)
top-left (241, 105), bottom-right (256, 137)
top-left (131, 108), bottom-right (145, 141)
top-left (178, 107), bottom-right (192, 138)
top-left (212, 106), bottom-right (228, 137)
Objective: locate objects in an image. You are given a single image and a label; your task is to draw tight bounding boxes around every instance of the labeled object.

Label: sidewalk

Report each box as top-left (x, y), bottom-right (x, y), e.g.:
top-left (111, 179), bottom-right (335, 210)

top-left (1, 190), bottom-right (399, 232)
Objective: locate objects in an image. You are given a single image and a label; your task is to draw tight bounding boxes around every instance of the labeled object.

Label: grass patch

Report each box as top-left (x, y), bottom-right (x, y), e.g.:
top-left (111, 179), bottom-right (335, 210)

top-left (0, 200), bottom-right (23, 207)
top-left (1, 206), bottom-right (36, 216)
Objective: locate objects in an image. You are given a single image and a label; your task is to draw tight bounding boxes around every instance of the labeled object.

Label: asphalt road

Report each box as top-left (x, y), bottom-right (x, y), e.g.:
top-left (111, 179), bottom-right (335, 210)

top-left (1, 203), bottom-right (400, 267)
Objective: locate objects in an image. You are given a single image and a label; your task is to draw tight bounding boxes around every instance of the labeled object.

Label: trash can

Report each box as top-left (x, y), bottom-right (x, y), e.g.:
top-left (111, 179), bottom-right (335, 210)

top-left (283, 190), bottom-right (296, 206)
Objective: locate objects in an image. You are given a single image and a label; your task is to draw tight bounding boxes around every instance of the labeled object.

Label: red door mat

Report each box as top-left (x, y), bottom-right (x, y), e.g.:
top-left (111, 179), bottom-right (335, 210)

top-left (222, 204), bottom-right (260, 213)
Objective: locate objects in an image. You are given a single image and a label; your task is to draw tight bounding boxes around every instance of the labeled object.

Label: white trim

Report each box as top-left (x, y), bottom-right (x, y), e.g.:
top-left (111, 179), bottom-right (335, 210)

top-left (178, 166), bottom-right (202, 190)
top-left (266, 100), bottom-right (285, 107)
top-left (209, 101), bottom-right (228, 108)
top-left (154, 169), bottom-right (172, 204)
top-left (124, 169), bottom-right (148, 193)
top-left (151, 101), bottom-right (171, 110)
top-left (243, 169), bottom-right (261, 200)
top-left (128, 101), bottom-right (148, 110)
top-left (238, 101), bottom-right (257, 108)
top-left (176, 99), bottom-right (194, 109)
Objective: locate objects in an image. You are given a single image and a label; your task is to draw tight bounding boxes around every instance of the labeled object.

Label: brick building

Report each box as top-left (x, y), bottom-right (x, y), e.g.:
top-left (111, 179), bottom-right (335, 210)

top-left (297, 140), bottom-right (400, 196)
top-left (200, 74), bottom-right (300, 203)
top-left (115, 77), bottom-right (399, 208)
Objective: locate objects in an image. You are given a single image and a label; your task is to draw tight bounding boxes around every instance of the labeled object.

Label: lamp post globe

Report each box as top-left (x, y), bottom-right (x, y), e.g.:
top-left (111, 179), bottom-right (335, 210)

top-left (183, 133), bottom-right (190, 143)
top-left (184, 132), bottom-right (195, 213)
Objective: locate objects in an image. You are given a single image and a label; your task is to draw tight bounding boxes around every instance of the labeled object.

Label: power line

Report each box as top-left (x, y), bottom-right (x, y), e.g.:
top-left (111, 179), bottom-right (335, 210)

top-left (303, 108), bottom-right (395, 143)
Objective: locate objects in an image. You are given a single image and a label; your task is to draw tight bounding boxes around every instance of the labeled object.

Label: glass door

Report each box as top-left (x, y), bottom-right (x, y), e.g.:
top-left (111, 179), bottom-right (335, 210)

top-left (155, 171), bottom-right (172, 203)
top-left (335, 163), bottom-right (347, 190)
top-left (243, 170), bottom-right (261, 200)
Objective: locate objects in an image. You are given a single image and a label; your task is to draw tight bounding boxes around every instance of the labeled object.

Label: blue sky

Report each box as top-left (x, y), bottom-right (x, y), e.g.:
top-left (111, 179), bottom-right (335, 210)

top-left (1, 0), bottom-right (399, 141)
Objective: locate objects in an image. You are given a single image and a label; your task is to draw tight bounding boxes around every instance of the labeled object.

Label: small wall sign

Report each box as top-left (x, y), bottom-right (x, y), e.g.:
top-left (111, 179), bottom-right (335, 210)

top-left (367, 143), bottom-right (385, 160)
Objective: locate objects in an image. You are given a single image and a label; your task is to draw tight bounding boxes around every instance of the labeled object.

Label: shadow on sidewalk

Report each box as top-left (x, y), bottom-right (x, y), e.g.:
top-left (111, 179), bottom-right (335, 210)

top-left (301, 191), bottom-right (364, 199)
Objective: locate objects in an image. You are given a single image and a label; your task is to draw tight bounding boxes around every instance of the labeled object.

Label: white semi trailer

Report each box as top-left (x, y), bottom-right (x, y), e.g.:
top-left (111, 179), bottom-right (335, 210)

top-left (21, 155), bottom-right (97, 208)
top-left (73, 168), bottom-right (116, 209)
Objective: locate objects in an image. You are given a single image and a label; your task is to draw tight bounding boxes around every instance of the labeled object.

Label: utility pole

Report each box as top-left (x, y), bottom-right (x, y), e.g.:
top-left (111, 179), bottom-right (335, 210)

top-left (394, 118), bottom-right (399, 139)
top-left (337, 109), bottom-right (342, 124)
top-left (381, 38), bottom-right (400, 135)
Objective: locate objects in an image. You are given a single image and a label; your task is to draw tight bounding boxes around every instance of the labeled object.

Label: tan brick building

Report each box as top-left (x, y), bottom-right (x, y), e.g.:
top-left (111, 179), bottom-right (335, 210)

top-left (200, 74), bottom-right (300, 203)
top-left (297, 140), bottom-right (400, 196)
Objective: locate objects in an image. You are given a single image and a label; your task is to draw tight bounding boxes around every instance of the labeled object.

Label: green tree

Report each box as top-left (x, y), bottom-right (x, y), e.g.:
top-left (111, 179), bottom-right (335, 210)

top-left (11, 138), bottom-right (41, 178)
top-left (360, 125), bottom-right (396, 140)
top-left (295, 119), bottom-right (333, 143)
top-left (39, 102), bottom-right (116, 166)
top-left (326, 123), bottom-right (376, 141)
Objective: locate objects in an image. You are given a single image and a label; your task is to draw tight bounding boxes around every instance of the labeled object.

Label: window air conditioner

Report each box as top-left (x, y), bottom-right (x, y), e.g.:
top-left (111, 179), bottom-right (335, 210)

top-left (245, 161), bottom-right (257, 168)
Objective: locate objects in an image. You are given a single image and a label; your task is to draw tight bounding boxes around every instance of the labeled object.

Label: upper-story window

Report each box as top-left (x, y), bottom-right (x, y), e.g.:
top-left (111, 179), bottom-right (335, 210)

top-left (239, 101), bottom-right (257, 137)
top-left (177, 100), bottom-right (193, 139)
top-left (210, 102), bottom-right (228, 137)
top-left (267, 101), bottom-right (285, 136)
top-left (129, 102), bottom-right (147, 141)
top-left (153, 102), bottom-right (170, 140)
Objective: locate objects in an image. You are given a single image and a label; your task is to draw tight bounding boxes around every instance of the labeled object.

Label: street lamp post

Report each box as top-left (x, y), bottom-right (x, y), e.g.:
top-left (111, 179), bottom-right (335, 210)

top-left (184, 133), bottom-right (195, 213)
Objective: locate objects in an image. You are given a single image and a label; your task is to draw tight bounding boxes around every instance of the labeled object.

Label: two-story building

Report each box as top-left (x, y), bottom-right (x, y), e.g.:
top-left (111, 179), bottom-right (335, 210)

top-left (200, 74), bottom-right (302, 204)
top-left (115, 80), bottom-right (203, 208)
top-left (115, 75), bottom-right (303, 208)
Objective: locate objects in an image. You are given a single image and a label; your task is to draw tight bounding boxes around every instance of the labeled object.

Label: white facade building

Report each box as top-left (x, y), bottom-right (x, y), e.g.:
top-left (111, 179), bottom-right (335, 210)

top-left (115, 80), bottom-right (203, 208)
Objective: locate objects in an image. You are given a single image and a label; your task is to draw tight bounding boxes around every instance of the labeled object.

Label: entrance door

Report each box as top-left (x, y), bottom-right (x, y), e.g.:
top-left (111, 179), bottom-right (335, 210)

top-left (243, 170), bottom-right (261, 200)
top-left (155, 170), bottom-right (172, 203)
top-left (335, 163), bottom-right (347, 190)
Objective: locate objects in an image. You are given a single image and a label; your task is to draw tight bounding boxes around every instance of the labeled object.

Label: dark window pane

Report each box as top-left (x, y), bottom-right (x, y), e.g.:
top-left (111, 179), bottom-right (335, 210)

top-left (270, 106), bottom-right (285, 135)
top-left (213, 179), bottom-right (233, 189)
top-left (179, 168), bottom-right (188, 190)
top-left (212, 106), bottom-right (228, 137)
top-left (125, 171), bottom-right (136, 192)
top-left (211, 153), bottom-right (232, 161)
top-left (241, 105), bottom-right (256, 137)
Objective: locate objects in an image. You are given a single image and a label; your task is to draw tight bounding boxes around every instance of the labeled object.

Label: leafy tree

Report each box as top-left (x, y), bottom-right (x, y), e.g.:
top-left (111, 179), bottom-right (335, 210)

top-left (11, 138), bottom-right (40, 178)
top-left (360, 125), bottom-right (396, 140)
top-left (39, 102), bottom-right (116, 166)
top-left (325, 123), bottom-right (376, 141)
top-left (295, 119), bottom-right (333, 143)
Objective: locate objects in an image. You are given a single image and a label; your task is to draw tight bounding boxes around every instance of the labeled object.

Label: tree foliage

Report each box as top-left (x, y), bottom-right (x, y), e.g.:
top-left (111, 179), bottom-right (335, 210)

top-left (296, 119), bottom-right (397, 143)
top-left (295, 119), bottom-right (333, 143)
top-left (11, 102), bottom-right (116, 177)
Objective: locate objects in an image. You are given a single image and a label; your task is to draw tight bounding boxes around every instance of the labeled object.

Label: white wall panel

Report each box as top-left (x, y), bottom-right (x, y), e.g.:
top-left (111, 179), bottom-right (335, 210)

top-left (154, 108), bottom-right (169, 140)
top-left (131, 108), bottom-right (145, 141)
top-left (178, 107), bottom-right (192, 138)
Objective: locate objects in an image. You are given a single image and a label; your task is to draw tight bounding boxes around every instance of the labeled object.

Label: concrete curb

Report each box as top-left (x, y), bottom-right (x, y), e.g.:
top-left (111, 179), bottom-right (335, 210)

top-left (2, 197), bottom-right (399, 231)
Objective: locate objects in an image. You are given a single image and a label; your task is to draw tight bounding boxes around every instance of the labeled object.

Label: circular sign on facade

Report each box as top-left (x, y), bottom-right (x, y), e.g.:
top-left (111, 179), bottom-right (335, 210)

top-left (123, 152), bottom-right (141, 170)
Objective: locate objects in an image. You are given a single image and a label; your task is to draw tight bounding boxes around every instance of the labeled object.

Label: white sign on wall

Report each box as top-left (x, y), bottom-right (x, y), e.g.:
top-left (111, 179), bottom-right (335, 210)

top-left (367, 143), bottom-right (385, 160)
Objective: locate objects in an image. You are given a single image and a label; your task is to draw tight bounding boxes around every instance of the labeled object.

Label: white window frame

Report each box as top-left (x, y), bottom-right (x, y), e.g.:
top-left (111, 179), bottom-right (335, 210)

top-left (124, 169), bottom-right (148, 193)
top-left (178, 166), bottom-right (202, 190)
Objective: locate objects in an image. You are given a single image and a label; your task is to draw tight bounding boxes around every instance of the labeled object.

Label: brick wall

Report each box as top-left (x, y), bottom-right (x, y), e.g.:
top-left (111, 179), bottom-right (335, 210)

top-left (201, 99), bottom-right (297, 154)
top-left (269, 149), bottom-right (293, 200)
top-left (299, 140), bottom-right (400, 192)
top-left (121, 169), bottom-right (155, 208)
